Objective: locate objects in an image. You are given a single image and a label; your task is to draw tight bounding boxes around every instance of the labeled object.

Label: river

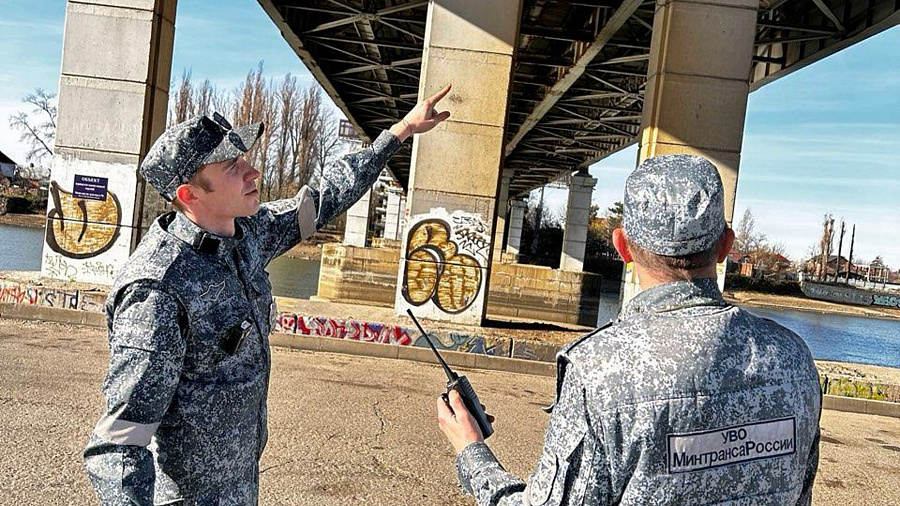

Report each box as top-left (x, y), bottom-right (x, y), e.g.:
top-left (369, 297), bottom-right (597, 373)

top-left (2, 223), bottom-right (899, 369)
top-left (0, 223), bottom-right (321, 299)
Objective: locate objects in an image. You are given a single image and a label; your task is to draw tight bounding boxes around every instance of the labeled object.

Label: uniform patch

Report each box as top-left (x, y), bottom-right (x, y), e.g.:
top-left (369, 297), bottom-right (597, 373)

top-left (667, 417), bottom-right (796, 473)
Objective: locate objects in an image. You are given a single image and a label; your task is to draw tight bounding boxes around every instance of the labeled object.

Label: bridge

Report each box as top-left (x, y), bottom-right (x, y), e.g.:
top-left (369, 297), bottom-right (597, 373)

top-left (39, 0), bottom-right (899, 326)
top-left (259, 0), bottom-right (899, 197)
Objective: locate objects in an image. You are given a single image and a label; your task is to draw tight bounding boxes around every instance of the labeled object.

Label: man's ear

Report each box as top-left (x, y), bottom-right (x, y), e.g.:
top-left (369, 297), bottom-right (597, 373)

top-left (717, 227), bottom-right (735, 263)
top-left (612, 228), bottom-right (633, 263)
top-left (175, 184), bottom-right (199, 207)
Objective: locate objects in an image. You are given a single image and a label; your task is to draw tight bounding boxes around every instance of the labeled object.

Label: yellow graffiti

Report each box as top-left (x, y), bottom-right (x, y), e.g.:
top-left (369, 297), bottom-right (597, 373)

top-left (46, 181), bottom-right (122, 259)
top-left (402, 219), bottom-right (482, 314)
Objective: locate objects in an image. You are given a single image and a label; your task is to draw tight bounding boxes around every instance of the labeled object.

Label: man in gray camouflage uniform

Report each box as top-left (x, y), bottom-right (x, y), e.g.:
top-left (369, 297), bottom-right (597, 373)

top-left (438, 154), bottom-right (821, 505)
top-left (84, 86), bottom-right (452, 505)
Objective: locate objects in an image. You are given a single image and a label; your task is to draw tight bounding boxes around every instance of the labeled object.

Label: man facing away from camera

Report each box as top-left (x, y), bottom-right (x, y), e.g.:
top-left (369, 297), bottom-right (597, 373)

top-left (83, 87), bottom-right (452, 505)
top-left (438, 154), bottom-right (822, 505)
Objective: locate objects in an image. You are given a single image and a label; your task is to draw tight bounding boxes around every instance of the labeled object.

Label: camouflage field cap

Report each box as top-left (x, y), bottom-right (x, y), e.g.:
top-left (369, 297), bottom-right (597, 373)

top-left (623, 154), bottom-right (726, 256)
top-left (140, 113), bottom-right (264, 201)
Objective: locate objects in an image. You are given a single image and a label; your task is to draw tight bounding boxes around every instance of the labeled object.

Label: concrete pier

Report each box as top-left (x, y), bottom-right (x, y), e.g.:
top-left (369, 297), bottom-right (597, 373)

top-left (639, 0), bottom-right (758, 223)
top-left (506, 199), bottom-right (526, 259)
top-left (560, 172), bottom-right (597, 272)
top-left (42, 0), bottom-right (177, 286)
top-left (343, 186), bottom-right (373, 247)
top-left (396, 0), bottom-right (524, 326)
top-left (382, 186), bottom-right (405, 242)
top-left (622, 0), bottom-right (758, 300)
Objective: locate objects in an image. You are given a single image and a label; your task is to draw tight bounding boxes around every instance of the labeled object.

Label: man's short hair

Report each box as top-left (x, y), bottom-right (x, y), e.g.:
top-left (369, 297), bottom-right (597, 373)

top-left (171, 167), bottom-right (215, 212)
top-left (628, 229), bottom-right (723, 279)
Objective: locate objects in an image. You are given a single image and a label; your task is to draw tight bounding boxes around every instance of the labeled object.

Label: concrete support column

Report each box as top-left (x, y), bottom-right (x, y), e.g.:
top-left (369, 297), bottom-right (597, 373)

top-left (396, 0), bottom-right (522, 325)
top-left (622, 0), bottom-right (757, 301)
top-left (41, 0), bottom-right (176, 285)
top-left (382, 186), bottom-right (405, 241)
top-left (560, 172), bottom-right (597, 271)
top-left (344, 187), bottom-right (373, 247)
top-left (506, 199), bottom-right (526, 258)
top-left (492, 170), bottom-right (512, 261)
top-left (639, 0), bottom-right (757, 223)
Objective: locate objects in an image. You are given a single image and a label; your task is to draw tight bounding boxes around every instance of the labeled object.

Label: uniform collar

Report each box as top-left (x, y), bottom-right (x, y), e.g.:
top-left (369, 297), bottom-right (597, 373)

top-left (620, 278), bottom-right (727, 320)
top-left (163, 211), bottom-right (243, 257)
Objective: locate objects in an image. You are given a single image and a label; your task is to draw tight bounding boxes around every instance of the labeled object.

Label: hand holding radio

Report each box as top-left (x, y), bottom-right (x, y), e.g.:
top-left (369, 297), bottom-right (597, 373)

top-left (406, 309), bottom-right (495, 453)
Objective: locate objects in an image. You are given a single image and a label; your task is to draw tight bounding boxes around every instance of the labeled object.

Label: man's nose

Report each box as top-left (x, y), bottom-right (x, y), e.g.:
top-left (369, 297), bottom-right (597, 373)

top-left (244, 164), bottom-right (261, 181)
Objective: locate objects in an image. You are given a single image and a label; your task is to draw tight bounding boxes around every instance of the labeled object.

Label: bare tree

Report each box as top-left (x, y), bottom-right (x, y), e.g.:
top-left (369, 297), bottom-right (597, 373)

top-left (8, 88), bottom-right (57, 164)
top-left (291, 85), bottom-right (326, 192)
top-left (272, 74), bottom-right (299, 199)
top-left (195, 79), bottom-right (218, 118)
top-left (755, 242), bottom-right (788, 272)
top-left (234, 62), bottom-right (277, 195)
top-left (734, 208), bottom-right (766, 256)
top-left (165, 63), bottom-right (343, 202)
top-left (170, 70), bottom-right (195, 125)
top-left (311, 112), bottom-right (341, 188)
top-left (818, 213), bottom-right (834, 281)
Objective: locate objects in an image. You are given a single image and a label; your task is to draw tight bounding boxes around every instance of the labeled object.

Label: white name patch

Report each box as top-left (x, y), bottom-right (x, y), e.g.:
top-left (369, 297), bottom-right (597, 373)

top-left (667, 417), bottom-right (796, 473)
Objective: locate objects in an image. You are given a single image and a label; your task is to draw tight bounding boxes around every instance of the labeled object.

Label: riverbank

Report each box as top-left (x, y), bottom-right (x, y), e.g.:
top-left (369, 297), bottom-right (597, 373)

top-left (725, 289), bottom-right (900, 320)
top-left (284, 241), bottom-right (322, 260)
top-left (817, 360), bottom-right (900, 387)
top-left (0, 213), bottom-right (44, 229)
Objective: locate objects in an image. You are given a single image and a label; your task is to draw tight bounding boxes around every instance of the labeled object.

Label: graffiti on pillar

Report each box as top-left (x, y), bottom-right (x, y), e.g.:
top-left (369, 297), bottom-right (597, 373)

top-left (45, 181), bottom-right (122, 259)
top-left (401, 211), bottom-right (489, 314)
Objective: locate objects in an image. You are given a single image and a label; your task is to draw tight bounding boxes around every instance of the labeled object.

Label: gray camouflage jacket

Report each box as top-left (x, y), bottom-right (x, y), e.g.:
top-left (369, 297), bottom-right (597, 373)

top-left (457, 278), bottom-right (821, 505)
top-left (84, 131), bottom-right (401, 505)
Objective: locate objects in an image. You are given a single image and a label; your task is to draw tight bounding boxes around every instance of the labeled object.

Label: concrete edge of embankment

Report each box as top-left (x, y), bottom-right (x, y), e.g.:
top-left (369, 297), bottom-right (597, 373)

top-left (0, 302), bottom-right (556, 378)
top-left (3, 302), bottom-right (898, 419)
top-left (268, 332), bottom-right (556, 377)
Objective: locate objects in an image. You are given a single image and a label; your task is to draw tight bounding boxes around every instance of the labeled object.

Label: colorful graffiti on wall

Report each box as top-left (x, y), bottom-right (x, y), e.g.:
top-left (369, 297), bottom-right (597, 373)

top-left (45, 181), bottom-right (122, 259)
top-left (400, 210), bottom-right (490, 315)
top-left (873, 294), bottom-right (900, 309)
top-left (0, 280), bottom-right (85, 310)
top-left (0, 279), bottom-right (550, 360)
top-left (286, 313), bottom-right (511, 356)
top-left (295, 316), bottom-right (414, 346)
top-left (802, 281), bottom-right (900, 309)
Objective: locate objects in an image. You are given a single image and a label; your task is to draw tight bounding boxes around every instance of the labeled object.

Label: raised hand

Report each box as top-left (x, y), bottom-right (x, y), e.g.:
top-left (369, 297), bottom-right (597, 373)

top-left (390, 84), bottom-right (452, 141)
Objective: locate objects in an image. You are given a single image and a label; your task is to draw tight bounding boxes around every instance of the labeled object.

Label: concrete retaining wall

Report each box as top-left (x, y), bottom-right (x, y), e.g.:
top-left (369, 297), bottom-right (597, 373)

top-left (489, 263), bottom-right (601, 326)
top-left (4, 275), bottom-right (900, 417)
top-left (802, 281), bottom-right (900, 309)
top-left (0, 277), bottom-right (559, 361)
top-left (317, 244), bottom-right (601, 326)
top-left (317, 244), bottom-right (399, 307)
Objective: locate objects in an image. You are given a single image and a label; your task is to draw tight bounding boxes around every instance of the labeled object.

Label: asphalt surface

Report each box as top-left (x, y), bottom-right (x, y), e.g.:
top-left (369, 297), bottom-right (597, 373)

top-left (1, 319), bottom-right (898, 505)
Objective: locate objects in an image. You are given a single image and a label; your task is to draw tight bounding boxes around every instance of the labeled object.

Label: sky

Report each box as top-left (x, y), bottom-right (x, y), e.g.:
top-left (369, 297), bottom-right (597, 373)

top-left (0, 0), bottom-right (897, 266)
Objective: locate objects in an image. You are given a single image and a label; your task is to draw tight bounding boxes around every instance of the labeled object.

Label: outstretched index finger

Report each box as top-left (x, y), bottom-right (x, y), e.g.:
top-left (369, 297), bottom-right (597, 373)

top-left (426, 84), bottom-right (452, 106)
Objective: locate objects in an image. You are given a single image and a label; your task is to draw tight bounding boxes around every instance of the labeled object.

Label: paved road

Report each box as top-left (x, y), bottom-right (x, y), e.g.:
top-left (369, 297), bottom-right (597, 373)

top-left (1, 319), bottom-right (898, 505)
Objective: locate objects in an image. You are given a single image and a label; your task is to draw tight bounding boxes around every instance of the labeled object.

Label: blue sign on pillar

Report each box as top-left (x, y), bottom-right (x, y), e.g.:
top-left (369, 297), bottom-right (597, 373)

top-left (73, 174), bottom-right (109, 201)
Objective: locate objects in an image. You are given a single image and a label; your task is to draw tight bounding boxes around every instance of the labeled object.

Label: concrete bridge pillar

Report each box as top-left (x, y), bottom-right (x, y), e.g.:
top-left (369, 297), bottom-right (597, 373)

top-left (506, 199), bottom-right (526, 259)
top-left (396, 0), bottom-right (523, 325)
top-left (560, 172), bottom-right (597, 272)
top-left (41, 0), bottom-right (177, 285)
top-left (639, 0), bottom-right (757, 222)
top-left (382, 186), bottom-right (405, 241)
top-left (492, 170), bottom-right (512, 261)
top-left (622, 0), bottom-right (758, 301)
top-left (343, 186), bottom-right (373, 247)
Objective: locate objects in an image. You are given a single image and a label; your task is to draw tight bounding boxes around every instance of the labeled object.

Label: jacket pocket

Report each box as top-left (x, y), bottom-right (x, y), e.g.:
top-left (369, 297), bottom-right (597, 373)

top-left (528, 427), bottom-right (588, 506)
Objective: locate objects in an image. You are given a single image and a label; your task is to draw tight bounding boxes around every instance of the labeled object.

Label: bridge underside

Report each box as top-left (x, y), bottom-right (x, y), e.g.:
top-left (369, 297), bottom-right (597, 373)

top-left (260, 0), bottom-right (898, 197)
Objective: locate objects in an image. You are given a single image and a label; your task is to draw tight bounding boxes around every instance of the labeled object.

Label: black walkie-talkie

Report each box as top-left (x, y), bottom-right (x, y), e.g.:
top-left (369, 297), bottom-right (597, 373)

top-left (406, 309), bottom-right (494, 439)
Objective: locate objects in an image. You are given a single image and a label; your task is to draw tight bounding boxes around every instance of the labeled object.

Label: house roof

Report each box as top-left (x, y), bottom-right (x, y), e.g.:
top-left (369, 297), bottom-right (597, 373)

top-left (0, 149), bottom-right (17, 165)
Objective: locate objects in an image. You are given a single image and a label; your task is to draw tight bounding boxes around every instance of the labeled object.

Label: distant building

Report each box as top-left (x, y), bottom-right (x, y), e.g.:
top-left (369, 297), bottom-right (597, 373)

top-left (0, 150), bottom-right (17, 178)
